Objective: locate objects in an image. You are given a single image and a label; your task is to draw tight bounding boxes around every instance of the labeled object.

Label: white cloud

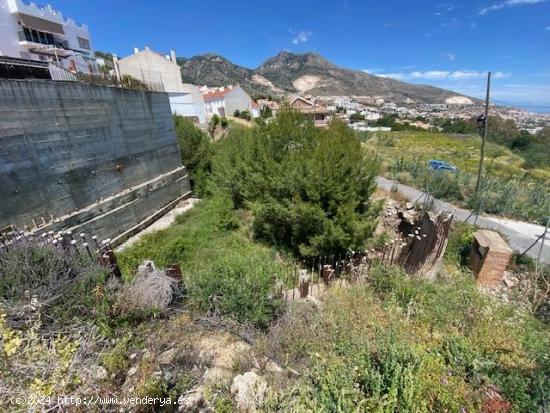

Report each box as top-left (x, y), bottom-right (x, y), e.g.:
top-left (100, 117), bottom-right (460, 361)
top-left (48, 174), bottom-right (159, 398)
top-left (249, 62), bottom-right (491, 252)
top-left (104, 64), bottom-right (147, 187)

top-left (411, 70), bottom-right (450, 79)
top-left (362, 68), bottom-right (383, 74)
top-left (377, 73), bottom-right (405, 79)
top-left (493, 71), bottom-right (512, 79)
top-left (449, 70), bottom-right (483, 79)
top-left (291, 30), bottom-right (312, 45)
top-left (478, 0), bottom-right (547, 15)
top-left (368, 70), bottom-right (510, 81)
top-left (446, 52), bottom-right (456, 61)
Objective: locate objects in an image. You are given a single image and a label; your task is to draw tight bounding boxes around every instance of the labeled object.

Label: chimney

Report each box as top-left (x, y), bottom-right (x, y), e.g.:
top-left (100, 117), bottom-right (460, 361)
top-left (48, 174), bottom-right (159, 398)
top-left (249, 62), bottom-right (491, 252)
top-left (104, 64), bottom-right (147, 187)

top-left (133, 47), bottom-right (139, 54)
top-left (112, 54), bottom-right (121, 83)
top-left (170, 50), bottom-right (176, 62)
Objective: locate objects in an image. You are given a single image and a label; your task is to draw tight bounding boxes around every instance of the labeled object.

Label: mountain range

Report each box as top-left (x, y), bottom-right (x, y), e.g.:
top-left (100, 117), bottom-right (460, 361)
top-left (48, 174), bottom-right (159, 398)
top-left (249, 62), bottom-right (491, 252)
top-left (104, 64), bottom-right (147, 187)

top-left (177, 51), bottom-right (475, 105)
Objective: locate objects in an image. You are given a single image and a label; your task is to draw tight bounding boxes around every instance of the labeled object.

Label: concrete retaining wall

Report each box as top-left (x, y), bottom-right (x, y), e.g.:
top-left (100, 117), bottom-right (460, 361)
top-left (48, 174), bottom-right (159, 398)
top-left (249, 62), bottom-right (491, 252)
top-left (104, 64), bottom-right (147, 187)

top-left (0, 79), bottom-right (190, 241)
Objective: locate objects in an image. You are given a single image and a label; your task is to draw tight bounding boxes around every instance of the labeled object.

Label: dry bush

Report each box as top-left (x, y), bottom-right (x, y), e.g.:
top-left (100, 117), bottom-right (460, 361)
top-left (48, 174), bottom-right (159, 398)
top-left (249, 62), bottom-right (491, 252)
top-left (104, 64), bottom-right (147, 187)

top-left (115, 260), bottom-right (177, 315)
top-left (0, 238), bottom-right (111, 330)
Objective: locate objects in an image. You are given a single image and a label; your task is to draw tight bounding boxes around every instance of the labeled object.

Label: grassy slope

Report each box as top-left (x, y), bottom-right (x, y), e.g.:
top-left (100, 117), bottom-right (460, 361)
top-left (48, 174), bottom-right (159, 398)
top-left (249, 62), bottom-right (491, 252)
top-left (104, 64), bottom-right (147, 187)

top-left (117, 196), bottom-right (287, 328)
top-left (114, 192), bottom-right (549, 412)
top-left (114, 123), bottom-right (549, 410)
top-left (363, 131), bottom-right (550, 181)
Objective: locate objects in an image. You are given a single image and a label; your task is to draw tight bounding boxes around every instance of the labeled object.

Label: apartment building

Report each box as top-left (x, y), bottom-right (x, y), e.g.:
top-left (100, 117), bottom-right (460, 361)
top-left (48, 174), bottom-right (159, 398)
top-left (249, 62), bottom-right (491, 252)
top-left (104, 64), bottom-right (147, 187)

top-left (0, 0), bottom-right (96, 73)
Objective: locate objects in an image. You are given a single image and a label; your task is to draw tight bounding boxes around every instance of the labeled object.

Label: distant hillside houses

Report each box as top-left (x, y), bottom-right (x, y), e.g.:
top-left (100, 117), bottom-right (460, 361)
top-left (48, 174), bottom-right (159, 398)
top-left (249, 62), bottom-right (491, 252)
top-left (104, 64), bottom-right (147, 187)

top-left (289, 96), bottom-right (330, 128)
top-left (201, 85), bottom-right (259, 119)
top-left (118, 47), bottom-right (207, 124)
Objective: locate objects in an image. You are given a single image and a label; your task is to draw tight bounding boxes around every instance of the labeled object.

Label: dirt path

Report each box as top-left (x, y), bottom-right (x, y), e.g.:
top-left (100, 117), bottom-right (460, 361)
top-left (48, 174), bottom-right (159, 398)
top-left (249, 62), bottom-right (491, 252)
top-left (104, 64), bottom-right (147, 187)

top-left (116, 197), bottom-right (200, 252)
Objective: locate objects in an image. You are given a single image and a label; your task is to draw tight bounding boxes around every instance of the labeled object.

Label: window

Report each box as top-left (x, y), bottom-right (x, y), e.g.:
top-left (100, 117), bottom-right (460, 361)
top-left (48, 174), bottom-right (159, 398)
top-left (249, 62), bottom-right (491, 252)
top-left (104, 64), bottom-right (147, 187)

top-left (31, 29), bottom-right (39, 43)
top-left (23, 27), bottom-right (32, 41)
top-left (77, 37), bottom-right (91, 50)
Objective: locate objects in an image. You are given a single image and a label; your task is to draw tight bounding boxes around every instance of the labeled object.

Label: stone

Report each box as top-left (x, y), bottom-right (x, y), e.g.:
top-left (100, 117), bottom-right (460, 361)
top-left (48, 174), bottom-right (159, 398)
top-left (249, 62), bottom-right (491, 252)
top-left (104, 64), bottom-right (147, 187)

top-left (158, 347), bottom-right (177, 365)
top-left (127, 366), bottom-right (138, 377)
top-left (503, 278), bottom-right (515, 288)
top-left (178, 386), bottom-right (204, 412)
top-left (89, 365), bottom-right (108, 381)
top-left (231, 371), bottom-right (268, 412)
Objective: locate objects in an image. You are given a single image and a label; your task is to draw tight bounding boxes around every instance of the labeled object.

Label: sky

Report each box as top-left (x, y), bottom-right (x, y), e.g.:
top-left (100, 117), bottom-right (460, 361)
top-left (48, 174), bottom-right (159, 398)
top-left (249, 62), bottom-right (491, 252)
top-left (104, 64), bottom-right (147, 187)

top-left (52, 0), bottom-right (550, 112)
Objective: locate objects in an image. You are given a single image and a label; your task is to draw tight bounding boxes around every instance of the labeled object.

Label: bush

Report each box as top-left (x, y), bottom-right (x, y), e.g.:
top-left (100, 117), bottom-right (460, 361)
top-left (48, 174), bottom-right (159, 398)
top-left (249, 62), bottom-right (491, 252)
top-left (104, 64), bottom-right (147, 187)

top-left (187, 254), bottom-right (283, 328)
top-left (173, 116), bottom-right (211, 190)
top-left (445, 222), bottom-right (476, 267)
top-left (205, 109), bottom-right (381, 258)
top-left (0, 239), bottom-right (112, 403)
top-left (0, 238), bottom-right (111, 328)
top-left (266, 265), bottom-right (550, 412)
top-left (117, 196), bottom-right (283, 328)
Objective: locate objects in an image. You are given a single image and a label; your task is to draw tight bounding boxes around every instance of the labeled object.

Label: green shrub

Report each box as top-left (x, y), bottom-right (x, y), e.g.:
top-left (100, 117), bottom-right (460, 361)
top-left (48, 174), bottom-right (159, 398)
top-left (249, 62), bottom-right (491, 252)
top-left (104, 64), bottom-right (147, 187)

top-left (267, 266), bottom-right (550, 412)
top-left (445, 222), bottom-right (476, 267)
top-left (205, 109), bottom-right (381, 258)
top-left (187, 253), bottom-right (283, 328)
top-left (173, 115), bottom-right (211, 192)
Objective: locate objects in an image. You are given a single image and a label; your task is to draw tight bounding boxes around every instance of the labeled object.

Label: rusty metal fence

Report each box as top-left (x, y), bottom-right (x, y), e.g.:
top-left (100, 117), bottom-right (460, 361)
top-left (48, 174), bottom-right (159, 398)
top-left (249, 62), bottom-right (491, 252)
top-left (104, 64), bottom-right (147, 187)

top-left (2, 207), bottom-right (453, 302)
top-left (1, 229), bottom-right (122, 279)
top-left (279, 208), bottom-right (454, 300)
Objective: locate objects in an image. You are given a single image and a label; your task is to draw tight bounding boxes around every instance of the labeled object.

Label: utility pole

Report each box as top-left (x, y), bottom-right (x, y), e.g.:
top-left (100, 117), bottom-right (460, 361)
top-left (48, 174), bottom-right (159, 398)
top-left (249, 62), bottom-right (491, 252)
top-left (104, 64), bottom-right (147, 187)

top-left (476, 71), bottom-right (491, 194)
top-left (536, 217), bottom-right (549, 274)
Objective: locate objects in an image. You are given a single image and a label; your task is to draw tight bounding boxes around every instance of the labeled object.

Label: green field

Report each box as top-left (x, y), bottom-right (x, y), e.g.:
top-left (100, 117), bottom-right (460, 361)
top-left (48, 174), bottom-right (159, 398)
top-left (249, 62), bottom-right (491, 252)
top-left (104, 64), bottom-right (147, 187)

top-left (363, 131), bottom-right (550, 180)
top-left (362, 131), bottom-right (550, 224)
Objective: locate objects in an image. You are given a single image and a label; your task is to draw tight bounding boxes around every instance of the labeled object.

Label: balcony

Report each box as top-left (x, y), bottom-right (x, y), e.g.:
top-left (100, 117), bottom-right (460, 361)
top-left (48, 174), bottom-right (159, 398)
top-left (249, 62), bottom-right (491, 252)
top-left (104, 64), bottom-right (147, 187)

top-left (18, 30), bottom-right (71, 57)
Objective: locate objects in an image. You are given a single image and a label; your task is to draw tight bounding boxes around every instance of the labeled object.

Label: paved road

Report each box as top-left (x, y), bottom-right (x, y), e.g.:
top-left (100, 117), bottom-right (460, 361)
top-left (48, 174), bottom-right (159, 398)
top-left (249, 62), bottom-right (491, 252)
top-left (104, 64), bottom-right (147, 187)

top-left (376, 176), bottom-right (550, 264)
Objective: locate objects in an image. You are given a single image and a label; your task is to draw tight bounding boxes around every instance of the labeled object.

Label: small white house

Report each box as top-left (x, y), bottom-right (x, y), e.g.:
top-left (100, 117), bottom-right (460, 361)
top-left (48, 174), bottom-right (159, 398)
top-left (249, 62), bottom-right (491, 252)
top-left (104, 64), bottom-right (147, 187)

top-left (203, 85), bottom-right (259, 119)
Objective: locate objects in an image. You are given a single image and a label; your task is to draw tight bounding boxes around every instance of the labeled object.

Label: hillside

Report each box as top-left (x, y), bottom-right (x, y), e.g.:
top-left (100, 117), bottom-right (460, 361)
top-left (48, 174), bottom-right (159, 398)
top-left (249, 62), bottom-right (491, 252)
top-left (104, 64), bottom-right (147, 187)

top-left (177, 51), bottom-right (471, 104)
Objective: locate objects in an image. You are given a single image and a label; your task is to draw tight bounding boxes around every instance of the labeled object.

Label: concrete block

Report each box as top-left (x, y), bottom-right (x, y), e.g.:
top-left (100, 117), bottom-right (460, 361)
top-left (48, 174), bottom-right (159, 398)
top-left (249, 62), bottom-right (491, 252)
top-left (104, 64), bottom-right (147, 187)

top-left (469, 230), bottom-right (513, 289)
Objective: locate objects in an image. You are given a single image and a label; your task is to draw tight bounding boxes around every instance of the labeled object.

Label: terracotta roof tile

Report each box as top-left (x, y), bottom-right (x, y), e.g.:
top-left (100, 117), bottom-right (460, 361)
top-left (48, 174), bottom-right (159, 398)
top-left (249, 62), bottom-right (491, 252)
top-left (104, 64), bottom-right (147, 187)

top-left (203, 88), bottom-right (231, 101)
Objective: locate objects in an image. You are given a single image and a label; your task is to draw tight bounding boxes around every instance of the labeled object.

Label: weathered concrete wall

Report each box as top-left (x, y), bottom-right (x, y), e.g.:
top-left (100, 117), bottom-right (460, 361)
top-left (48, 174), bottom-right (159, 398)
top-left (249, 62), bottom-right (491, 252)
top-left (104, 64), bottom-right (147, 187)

top-left (0, 79), bottom-right (190, 240)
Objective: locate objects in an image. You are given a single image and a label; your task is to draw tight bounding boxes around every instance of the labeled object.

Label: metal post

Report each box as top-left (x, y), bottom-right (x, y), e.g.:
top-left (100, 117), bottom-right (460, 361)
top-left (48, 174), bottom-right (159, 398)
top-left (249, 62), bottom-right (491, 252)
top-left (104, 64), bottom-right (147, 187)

top-left (536, 217), bottom-right (549, 274)
top-left (476, 71), bottom-right (491, 194)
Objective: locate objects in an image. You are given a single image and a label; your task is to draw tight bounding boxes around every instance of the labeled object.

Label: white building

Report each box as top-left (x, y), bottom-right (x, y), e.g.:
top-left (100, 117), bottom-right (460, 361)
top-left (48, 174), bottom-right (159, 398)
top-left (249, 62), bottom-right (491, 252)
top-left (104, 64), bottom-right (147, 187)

top-left (118, 47), bottom-right (207, 125)
top-left (0, 0), bottom-right (96, 72)
top-left (202, 85), bottom-right (258, 119)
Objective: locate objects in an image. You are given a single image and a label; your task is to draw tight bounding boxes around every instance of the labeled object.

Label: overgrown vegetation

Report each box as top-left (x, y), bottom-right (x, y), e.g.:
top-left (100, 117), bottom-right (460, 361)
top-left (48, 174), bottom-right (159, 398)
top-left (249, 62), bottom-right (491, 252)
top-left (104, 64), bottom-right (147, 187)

top-left (363, 130), bottom-right (550, 223)
top-left (0, 239), bottom-right (113, 403)
top-left (173, 115), bottom-right (211, 190)
top-left (435, 117), bottom-right (550, 170)
top-left (2, 108), bottom-right (548, 411)
top-left (203, 110), bottom-right (381, 258)
top-left (118, 196), bottom-right (284, 328)
top-left (264, 264), bottom-right (550, 412)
